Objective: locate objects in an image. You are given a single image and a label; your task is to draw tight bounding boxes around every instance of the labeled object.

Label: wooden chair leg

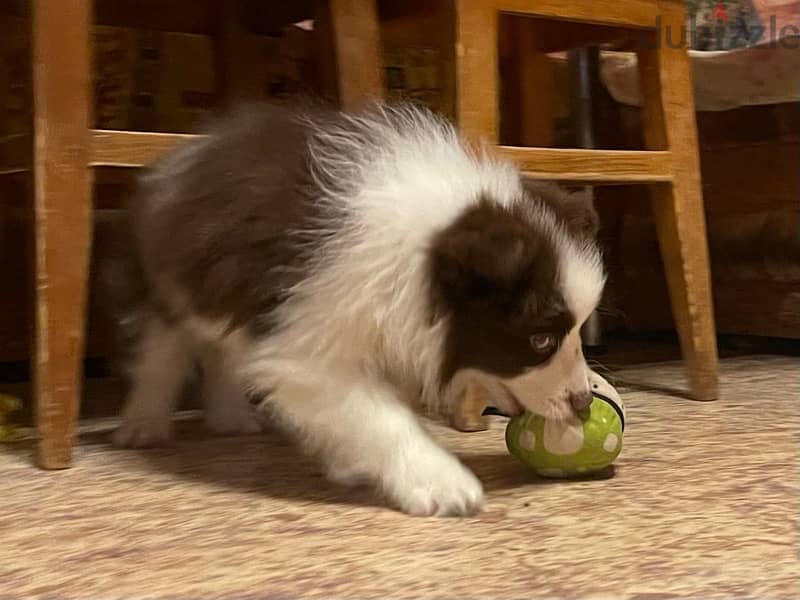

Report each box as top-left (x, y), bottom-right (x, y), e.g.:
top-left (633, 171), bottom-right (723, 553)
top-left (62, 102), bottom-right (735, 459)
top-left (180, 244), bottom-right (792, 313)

top-left (637, 2), bottom-right (718, 401)
top-left (31, 0), bottom-right (93, 467)
top-left (317, 0), bottom-right (383, 110)
top-left (454, 0), bottom-right (499, 144)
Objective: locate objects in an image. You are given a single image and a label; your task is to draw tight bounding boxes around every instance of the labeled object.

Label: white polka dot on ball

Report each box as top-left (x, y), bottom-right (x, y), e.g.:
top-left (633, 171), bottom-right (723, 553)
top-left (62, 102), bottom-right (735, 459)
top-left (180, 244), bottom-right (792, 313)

top-left (519, 430), bottom-right (536, 451)
top-left (603, 433), bottom-right (619, 452)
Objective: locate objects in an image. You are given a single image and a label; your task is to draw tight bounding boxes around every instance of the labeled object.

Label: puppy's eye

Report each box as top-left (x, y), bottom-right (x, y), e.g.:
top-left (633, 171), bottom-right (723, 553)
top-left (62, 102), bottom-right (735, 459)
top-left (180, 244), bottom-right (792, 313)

top-left (529, 333), bottom-right (556, 353)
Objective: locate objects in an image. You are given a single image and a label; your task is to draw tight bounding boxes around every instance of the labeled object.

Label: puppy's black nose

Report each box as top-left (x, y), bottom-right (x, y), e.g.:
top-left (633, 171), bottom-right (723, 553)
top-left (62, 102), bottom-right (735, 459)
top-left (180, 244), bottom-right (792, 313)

top-left (568, 390), bottom-right (593, 411)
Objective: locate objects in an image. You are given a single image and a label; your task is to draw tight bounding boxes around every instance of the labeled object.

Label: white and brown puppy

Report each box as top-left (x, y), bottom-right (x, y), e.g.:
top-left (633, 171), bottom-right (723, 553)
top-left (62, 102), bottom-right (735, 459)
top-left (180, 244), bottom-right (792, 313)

top-left (106, 103), bottom-right (605, 516)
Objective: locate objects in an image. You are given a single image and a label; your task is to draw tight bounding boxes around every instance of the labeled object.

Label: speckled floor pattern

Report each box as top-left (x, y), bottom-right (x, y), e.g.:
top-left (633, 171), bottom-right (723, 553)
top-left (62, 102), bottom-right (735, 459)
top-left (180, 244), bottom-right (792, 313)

top-left (2, 355), bottom-right (798, 599)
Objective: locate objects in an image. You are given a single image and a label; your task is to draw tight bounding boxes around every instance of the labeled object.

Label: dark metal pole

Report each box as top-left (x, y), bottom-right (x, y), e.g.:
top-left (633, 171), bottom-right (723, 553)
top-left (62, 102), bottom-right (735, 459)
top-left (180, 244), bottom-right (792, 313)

top-left (569, 46), bottom-right (604, 348)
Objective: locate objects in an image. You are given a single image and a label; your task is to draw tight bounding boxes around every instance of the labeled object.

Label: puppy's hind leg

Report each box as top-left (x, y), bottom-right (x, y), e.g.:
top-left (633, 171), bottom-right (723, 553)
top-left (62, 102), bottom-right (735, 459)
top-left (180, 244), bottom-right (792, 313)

top-left (113, 317), bottom-right (194, 448)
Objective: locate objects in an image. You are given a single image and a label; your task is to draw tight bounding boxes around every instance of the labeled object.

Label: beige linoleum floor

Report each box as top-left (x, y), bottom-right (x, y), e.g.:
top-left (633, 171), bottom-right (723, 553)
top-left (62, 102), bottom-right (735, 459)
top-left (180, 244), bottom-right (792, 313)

top-left (2, 355), bottom-right (798, 599)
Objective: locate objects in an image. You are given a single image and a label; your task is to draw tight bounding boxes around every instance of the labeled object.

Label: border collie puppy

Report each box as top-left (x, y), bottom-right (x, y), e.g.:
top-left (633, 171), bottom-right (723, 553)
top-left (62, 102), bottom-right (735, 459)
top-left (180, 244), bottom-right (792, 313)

top-left (107, 103), bottom-right (605, 516)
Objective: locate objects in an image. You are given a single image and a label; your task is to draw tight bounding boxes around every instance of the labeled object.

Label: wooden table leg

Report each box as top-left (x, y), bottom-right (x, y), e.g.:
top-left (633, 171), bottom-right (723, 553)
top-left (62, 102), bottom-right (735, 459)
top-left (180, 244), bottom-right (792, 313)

top-left (637, 2), bottom-right (719, 401)
top-left (31, 0), bottom-right (93, 467)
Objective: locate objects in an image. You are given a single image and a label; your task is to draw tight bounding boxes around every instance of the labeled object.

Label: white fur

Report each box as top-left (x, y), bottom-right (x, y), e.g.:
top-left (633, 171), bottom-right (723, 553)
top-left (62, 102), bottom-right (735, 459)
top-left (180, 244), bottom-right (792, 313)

top-left (264, 366), bottom-right (482, 516)
top-left (115, 106), bottom-right (605, 516)
top-left (559, 236), bottom-right (606, 325)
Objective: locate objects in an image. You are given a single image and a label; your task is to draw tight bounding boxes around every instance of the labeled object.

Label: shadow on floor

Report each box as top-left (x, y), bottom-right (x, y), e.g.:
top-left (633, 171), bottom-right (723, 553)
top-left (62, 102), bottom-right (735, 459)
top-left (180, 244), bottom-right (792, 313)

top-left (79, 417), bottom-right (619, 513)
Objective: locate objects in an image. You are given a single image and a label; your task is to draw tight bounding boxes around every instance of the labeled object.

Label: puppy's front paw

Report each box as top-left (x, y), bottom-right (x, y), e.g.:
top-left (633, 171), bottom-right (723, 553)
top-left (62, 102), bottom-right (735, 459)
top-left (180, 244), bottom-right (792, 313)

top-left (112, 418), bottom-right (173, 448)
top-left (384, 450), bottom-right (484, 517)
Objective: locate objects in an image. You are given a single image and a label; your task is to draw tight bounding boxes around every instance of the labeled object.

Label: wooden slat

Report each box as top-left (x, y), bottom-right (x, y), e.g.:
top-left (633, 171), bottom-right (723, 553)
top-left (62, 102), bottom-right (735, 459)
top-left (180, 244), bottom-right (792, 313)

top-left (32, 0), bottom-right (93, 468)
top-left (496, 0), bottom-right (659, 28)
top-left (497, 147), bottom-right (673, 182)
top-left (0, 134), bottom-right (30, 175)
top-left (90, 130), bottom-right (200, 167)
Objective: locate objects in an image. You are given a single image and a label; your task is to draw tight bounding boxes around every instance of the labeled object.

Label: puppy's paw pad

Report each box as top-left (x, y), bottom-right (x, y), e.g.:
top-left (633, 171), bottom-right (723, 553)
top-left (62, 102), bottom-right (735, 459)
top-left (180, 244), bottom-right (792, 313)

top-left (112, 418), bottom-right (173, 448)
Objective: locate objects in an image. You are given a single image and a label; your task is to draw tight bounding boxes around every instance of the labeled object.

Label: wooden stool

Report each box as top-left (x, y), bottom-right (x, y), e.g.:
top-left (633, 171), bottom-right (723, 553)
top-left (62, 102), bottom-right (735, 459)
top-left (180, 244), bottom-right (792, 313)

top-left (452, 0), bottom-right (718, 421)
top-left (27, 0), bottom-right (382, 468)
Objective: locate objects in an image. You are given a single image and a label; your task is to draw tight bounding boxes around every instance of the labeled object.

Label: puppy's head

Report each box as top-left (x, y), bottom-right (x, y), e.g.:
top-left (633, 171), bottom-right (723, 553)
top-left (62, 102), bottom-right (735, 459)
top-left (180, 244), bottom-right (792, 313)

top-left (430, 187), bottom-right (604, 421)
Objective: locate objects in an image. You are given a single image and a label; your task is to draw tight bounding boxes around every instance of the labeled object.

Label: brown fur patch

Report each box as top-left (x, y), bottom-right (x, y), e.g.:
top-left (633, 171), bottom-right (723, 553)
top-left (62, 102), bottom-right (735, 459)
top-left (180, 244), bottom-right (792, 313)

top-left (127, 105), bottom-right (342, 336)
top-left (429, 198), bottom-right (574, 383)
top-left (523, 180), bottom-right (599, 241)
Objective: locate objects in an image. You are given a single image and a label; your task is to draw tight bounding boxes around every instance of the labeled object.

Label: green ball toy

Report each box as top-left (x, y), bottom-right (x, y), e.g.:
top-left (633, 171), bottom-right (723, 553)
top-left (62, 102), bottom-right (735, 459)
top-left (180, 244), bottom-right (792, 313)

top-left (505, 372), bottom-right (625, 478)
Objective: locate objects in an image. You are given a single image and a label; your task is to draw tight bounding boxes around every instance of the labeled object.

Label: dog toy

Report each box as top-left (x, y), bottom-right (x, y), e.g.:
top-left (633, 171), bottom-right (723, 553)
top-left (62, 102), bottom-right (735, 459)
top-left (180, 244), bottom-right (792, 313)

top-left (505, 372), bottom-right (625, 478)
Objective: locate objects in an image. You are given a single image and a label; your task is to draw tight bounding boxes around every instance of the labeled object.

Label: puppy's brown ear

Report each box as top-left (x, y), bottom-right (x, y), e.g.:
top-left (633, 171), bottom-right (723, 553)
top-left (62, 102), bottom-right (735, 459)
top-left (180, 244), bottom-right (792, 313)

top-left (560, 187), bottom-right (600, 240)
top-left (523, 180), bottom-right (599, 240)
top-left (430, 201), bottom-right (542, 299)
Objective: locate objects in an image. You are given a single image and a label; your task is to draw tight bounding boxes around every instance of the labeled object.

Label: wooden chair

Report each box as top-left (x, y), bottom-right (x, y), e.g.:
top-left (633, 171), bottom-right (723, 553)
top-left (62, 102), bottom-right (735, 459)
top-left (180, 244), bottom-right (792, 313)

top-left (26, 0), bottom-right (382, 469)
top-left (450, 0), bottom-right (718, 430)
